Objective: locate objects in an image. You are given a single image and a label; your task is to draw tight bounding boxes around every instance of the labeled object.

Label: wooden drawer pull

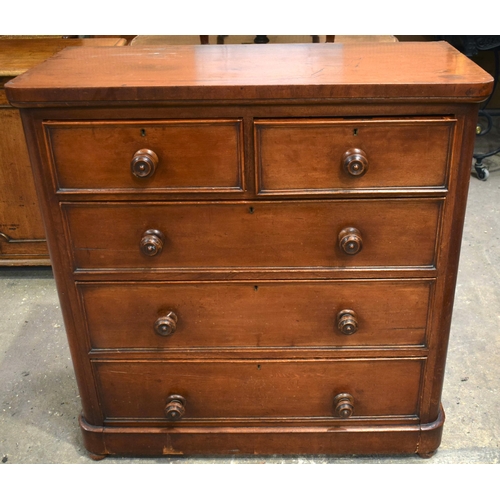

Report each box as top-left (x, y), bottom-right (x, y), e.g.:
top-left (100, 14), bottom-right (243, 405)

top-left (131, 148), bottom-right (159, 178)
top-left (338, 227), bottom-right (363, 255)
top-left (342, 148), bottom-right (368, 177)
top-left (140, 229), bottom-right (164, 257)
top-left (164, 395), bottom-right (186, 421)
top-left (337, 309), bottom-right (358, 335)
top-left (333, 393), bottom-right (354, 418)
top-left (154, 312), bottom-right (178, 337)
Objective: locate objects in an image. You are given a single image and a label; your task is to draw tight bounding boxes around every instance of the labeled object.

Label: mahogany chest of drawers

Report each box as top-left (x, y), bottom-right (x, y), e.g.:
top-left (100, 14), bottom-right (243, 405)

top-left (6, 42), bottom-right (492, 458)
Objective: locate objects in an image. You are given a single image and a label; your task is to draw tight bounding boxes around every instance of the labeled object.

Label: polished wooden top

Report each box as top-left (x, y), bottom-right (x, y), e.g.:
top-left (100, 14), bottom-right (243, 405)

top-left (6, 42), bottom-right (493, 105)
top-left (0, 38), bottom-right (127, 77)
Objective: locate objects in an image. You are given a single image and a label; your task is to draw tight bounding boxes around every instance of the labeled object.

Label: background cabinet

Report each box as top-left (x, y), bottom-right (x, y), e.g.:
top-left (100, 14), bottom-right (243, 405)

top-left (0, 37), bottom-right (126, 265)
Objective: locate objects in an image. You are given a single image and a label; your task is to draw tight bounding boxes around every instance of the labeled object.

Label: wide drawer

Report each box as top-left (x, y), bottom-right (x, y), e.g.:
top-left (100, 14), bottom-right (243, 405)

top-left (94, 358), bottom-right (423, 421)
top-left (80, 280), bottom-right (432, 350)
top-left (255, 117), bottom-right (455, 193)
top-left (44, 119), bottom-right (243, 192)
top-left (64, 200), bottom-right (442, 270)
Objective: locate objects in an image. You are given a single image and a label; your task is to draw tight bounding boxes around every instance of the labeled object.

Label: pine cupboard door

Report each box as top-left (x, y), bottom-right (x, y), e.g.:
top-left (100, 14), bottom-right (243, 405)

top-left (0, 37), bottom-right (127, 265)
top-left (0, 91), bottom-right (49, 265)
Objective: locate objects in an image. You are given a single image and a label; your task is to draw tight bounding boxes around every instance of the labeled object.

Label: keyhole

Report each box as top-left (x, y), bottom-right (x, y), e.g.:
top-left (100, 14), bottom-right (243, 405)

top-left (141, 129), bottom-right (146, 137)
top-left (254, 285), bottom-right (259, 291)
top-left (249, 206), bottom-right (254, 214)
top-left (353, 128), bottom-right (358, 136)
top-left (257, 364), bottom-right (261, 370)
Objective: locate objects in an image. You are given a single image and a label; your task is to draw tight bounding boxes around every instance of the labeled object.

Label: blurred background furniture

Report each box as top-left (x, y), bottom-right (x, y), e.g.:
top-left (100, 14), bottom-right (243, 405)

top-left (129, 35), bottom-right (398, 46)
top-left (326, 35), bottom-right (398, 43)
top-left (0, 36), bottom-right (127, 266)
top-left (441, 36), bottom-right (500, 180)
top-left (435, 36), bottom-right (500, 180)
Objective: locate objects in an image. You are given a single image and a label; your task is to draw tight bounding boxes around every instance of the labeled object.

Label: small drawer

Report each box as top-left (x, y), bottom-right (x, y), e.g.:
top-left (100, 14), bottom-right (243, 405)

top-left (44, 119), bottom-right (244, 192)
top-left (94, 358), bottom-right (423, 421)
top-left (64, 199), bottom-right (442, 271)
top-left (80, 280), bottom-right (432, 350)
top-left (255, 117), bottom-right (455, 194)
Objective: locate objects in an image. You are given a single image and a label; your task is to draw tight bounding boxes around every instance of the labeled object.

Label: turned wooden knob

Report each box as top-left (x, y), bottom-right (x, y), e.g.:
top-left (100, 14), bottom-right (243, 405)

top-left (333, 393), bottom-right (354, 418)
top-left (131, 149), bottom-right (159, 178)
top-left (337, 309), bottom-right (358, 335)
top-left (342, 148), bottom-right (368, 177)
top-left (140, 229), bottom-right (164, 257)
top-left (165, 395), bottom-right (186, 421)
top-left (154, 312), bottom-right (178, 337)
top-left (338, 227), bottom-right (363, 255)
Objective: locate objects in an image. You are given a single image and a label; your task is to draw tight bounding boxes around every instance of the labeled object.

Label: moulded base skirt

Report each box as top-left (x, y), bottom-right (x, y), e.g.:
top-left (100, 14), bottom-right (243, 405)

top-left (79, 406), bottom-right (445, 459)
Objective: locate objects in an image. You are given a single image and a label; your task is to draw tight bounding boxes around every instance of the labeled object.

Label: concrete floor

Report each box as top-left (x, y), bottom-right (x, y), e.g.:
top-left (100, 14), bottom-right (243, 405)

top-left (1, 117), bottom-right (499, 465)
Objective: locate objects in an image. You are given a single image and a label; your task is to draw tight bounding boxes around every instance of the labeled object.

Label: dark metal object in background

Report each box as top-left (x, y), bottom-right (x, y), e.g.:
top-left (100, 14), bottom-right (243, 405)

top-left (441, 36), bottom-right (500, 180)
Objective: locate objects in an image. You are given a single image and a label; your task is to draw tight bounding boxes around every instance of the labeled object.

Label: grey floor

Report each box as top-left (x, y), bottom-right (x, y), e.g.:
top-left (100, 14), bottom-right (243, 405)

top-left (1, 117), bottom-right (499, 465)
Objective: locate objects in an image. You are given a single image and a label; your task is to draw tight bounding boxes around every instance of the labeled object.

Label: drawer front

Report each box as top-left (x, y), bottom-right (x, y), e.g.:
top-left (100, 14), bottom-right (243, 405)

top-left (255, 118), bottom-right (455, 193)
top-left (44, 120), bottom-right (243, 192)
top-left (81, 280), bottom-right (432, 349)
top-left (64, 200), bottom-right (441, 270)
top-left (94, 359), bottom-right (423, 420)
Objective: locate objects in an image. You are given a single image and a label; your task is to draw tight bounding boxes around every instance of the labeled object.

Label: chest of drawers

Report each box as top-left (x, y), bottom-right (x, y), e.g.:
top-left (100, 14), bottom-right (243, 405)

top-left (6, 42), bottom-right (492, 459)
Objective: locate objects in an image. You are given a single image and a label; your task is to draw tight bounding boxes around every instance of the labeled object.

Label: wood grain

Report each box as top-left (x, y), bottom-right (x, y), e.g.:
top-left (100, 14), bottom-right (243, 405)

top-left (6, 43), bottom-right (493, 105)
top-left (63, 200), bottom-right (442, 270)
top-left (80, 280), bottom-right (432, 349)
top-left (0, 37), bottom-right (127, 76)
top-left (255, 117), bottom-right (455, 192)
top-left (0, 103), bottom-right (48, 263)
top-left (45, 119), bottom-right (244, 192)
top-left (94, 358), bottom-right (423, 420)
